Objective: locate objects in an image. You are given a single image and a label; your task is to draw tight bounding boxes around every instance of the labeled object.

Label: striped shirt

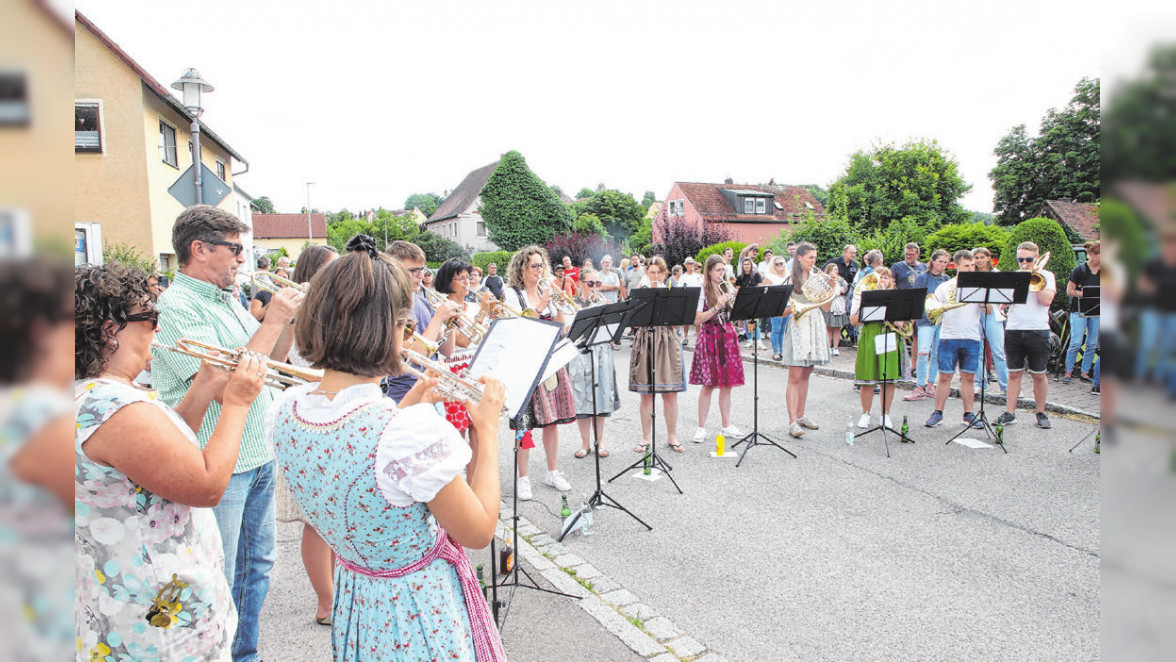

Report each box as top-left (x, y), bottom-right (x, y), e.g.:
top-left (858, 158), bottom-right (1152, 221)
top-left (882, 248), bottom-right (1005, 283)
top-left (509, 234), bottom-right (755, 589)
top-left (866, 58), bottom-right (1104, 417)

top-left (152, 272), bottom-right (275, 474)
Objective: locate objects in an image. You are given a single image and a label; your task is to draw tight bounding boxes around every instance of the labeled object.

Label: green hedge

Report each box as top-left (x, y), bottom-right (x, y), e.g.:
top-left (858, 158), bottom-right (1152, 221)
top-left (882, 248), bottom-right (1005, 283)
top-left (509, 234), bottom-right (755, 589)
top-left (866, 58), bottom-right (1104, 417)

top-left (923, 223), bottom-right (1011, 262)
top-left (695, 240), bottom-right (748, 266)
top-left (472, 251), bottom-right (514, 272)
top-left (997, 217), bottom-right (1075, 313)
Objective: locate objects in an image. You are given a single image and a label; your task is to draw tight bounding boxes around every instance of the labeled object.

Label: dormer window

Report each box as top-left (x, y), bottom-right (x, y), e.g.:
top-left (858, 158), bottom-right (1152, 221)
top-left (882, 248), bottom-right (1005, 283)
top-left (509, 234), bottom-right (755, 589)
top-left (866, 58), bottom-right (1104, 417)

top-left (742, 196), bottom-right (768, 214)
top-left (756, 198), bottom-right (766, 214)
top-left (744, 198), bottom-right (754, 214)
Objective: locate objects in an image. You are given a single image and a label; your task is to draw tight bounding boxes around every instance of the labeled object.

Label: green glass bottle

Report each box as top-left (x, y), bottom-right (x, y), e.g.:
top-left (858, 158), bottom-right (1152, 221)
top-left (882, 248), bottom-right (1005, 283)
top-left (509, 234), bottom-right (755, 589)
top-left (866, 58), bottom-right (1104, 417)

top-left (900, 415), bottom-right (909, 441)
top-left (643, 448), bottom-right (652, 475)
top-left (476, 564), bottom-right (485, 589)
top-left (1094, 429), bottom-right (1100, 454)
top-left (560, 494), bottom-right (572, 520)
top-left (995, 420), bottom-right (1004, 446)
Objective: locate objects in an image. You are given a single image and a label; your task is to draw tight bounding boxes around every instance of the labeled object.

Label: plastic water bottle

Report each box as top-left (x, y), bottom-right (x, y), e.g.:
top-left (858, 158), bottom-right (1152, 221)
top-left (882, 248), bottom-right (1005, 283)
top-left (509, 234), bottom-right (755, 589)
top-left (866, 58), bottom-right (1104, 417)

top-left (845, 420), bottom-right (855, 446)
top-left (579, 494), bottom-right (594, 536)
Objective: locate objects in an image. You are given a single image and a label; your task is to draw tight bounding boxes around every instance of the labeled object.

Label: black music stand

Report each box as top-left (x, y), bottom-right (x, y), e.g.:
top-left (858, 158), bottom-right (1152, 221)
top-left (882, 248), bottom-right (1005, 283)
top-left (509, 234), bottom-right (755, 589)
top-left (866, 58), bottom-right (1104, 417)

top-left (558, 299), bottom-right (652, 541)
top-left (945, 271), bottom-right (1030, 453)
top-left (1078, 286), bottom-right (1100, 317)
top-left (608, 287), bottom-right (700, 494)
top-left (728, 284), bottom-right (796, 466)
top-left (854, 288), bottom-right (924, 457)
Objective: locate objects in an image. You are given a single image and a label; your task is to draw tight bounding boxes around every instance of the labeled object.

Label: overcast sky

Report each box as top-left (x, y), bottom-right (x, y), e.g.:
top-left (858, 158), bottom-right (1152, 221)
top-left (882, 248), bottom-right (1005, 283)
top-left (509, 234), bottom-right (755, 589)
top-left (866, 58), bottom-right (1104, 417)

top-left (75, 0), bottom-right (1111, 216)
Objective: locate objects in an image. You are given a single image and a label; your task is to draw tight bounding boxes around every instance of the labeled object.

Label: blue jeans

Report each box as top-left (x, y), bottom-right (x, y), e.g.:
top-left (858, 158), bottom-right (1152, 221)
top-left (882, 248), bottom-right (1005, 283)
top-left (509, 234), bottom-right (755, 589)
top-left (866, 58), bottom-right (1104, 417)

top-left (1065, 313), bottom-right (1100, 375)
top-left (213, 461), bottom-right (277, 662)
top-left (771, 315), bottom-right (788, 355)
top-left (938, 338), bottom-right (981, 374)
top-left (916, 324), bottom-right (941, 387)
top-left (1092, 355), bottom-right (1100, 387)
top-left (974, 314), bottom-right (1008, 391)
top-left (1134, 310), bottom-right (1176, 381)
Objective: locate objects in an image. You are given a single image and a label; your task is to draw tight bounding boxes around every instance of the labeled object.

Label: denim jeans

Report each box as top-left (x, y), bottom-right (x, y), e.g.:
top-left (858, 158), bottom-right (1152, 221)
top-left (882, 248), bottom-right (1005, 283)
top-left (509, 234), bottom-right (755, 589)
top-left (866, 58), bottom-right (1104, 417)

top-left (1092, 355), bottom-right (1100, 387)
top-left (974, 314), bottom-right (1008, 392)
top-left (1065, 313), bottom-right (1100, 375)
top-left (915, 324), bottom-right (941, 387)
top-left (1135, 310), bottom-right (1176, 381)
top-left (771, 315), bottom-right (788, 355)
top-left (213, 461), bottom-right (277, 662)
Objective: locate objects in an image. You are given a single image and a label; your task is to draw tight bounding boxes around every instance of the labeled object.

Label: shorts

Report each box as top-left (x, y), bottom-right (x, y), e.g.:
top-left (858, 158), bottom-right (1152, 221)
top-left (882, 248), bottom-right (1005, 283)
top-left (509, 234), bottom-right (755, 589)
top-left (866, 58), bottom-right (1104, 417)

top-left (937, 338), bottom-right (981, 374)
top-left (1005, 329), bottom-right (1049, 374)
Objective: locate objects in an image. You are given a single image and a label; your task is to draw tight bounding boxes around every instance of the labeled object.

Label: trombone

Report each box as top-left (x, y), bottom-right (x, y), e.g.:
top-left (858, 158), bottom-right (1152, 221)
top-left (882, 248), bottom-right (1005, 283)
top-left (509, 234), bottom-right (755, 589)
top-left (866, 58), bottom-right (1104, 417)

top-left (252, 271), bottom-right (307, 295)
top-left (152, 339), bottom-right (322, 390)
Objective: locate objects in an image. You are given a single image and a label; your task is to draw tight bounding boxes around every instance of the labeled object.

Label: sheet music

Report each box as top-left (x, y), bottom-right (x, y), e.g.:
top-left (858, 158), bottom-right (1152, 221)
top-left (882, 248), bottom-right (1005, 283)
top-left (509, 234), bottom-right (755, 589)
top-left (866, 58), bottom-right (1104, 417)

top-left (861, 305), bottom-right (887, 322)
top-left (958, 286), bottom-right (1014, 304)
top-left (874, 332), bottom-right (897, 354)
top-left (540, 339), bottom-right (580, 384)
top-left (467, 317), bottom-right (561, 419)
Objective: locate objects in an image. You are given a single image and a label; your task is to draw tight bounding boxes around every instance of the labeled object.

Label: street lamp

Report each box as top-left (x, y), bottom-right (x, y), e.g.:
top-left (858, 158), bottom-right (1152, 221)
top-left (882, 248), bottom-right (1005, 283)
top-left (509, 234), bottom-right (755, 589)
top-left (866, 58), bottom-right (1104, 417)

top-left (170, 68), bottom-right (214, 205)
top-left (306, 182), bottom-right (315, 252)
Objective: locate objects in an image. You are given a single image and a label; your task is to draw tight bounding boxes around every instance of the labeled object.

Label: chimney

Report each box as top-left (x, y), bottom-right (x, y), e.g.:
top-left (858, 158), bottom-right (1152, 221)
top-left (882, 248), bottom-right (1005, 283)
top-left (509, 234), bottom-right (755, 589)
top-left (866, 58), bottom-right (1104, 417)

top-left (724, 177), bottom-right (734, 185)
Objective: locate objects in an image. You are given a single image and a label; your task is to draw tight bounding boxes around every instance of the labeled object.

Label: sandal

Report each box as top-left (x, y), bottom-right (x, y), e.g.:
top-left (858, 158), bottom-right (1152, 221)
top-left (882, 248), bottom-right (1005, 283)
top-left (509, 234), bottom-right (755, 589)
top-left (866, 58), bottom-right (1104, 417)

top-left (668, 442), bottom-right (685, 453)
top-left (316, 614), bottom-right (332, 626)
top-left (574, 448), bottom-right (589, 459)
top-left (596, 448), bottom-right (610, 458)
top-left (634, 443), bottom-right (649, 453)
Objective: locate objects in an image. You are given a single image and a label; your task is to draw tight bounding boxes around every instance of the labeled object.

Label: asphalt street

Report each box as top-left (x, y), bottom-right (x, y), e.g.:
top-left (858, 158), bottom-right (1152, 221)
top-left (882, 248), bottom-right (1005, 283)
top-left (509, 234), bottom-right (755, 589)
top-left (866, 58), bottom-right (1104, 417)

top-left (260, 344), bottom-right (1100, 661)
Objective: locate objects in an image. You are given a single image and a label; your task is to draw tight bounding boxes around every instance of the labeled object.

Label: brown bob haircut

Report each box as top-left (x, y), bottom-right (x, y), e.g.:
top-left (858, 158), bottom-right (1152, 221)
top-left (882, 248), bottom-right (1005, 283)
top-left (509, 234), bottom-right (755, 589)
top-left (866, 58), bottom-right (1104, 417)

top-left (295, 250), bottom-right (413, 377)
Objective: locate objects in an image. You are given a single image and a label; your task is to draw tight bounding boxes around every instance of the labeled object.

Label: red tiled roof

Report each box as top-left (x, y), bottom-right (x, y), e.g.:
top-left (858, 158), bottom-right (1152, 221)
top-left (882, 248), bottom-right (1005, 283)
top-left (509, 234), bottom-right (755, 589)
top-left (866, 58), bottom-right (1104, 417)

top-left (675, 182), bottom-right (826, 222)
top-left (75, 10), bottom-right (247, 165)
top-left (427, 160), bottom-right (499, 223)
top-left (252, 214), bottom-right (328, 239)
top-left (1041, 200), bottom-right (1099, 240)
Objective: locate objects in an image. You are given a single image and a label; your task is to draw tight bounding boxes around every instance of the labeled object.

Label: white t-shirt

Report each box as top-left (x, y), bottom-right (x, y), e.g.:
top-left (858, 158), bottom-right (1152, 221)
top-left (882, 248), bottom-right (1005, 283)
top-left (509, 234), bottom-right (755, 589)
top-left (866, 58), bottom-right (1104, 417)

top-left (757, 260), bottom-right (771, 275)
top-left (935, 278), bottom-right (981, 341)
top-left (599, 270), bottom-right (620, 303)
top-left (503, 286), bottom-right (557, 319)
top-left (762, 271), bottom-right (788, 286)
top-left (679, 272), bottom-right (704, 288)
top-left (1005, 270), bottom-right (1055, 331)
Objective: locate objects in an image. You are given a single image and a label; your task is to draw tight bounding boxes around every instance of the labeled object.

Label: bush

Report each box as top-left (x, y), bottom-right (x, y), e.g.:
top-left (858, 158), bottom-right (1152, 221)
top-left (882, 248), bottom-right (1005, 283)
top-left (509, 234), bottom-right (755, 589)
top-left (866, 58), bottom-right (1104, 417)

top-left (784, 215), bottom-right (857, 262)
top-left (923, 223), bottom-right (1011, 263)
top-left (480, 151), bottom-right (573, 250)
top-left (413, 231), bottom-right (470, 263)
top-left (997, 217), bottom-right (1076, 313)
top-left (1099, 198), bottom-right (1145, 282)
top-left (627, 217), bottom-right (653, 256)
top-left (472, 250), bottom-right (514, 272)
top-left (572, 213), bottom-right (607, 238)
top-left (543, 232), bottom-right (620, 268)
top-left (648, 217), bottom-right (732, 268)
top-left (103, 240), bottom-right (158, 274)
top-left (695, 240), bottom-right (748, 266)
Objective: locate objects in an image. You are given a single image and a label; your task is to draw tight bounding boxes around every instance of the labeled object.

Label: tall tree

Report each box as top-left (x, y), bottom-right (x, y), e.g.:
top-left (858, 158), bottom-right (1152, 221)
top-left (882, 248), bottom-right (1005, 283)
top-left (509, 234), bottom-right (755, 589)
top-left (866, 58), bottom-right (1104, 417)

top-left (479, 151), bottom-right (573, 251)
top-left (575, 187), bottom-right (596, 200)
top-left (641, 190), bottom-right (657, 207)
top-left (1103, 48), bottom-right (1176, 183)
top-left (582, 190), bottom-right (646, 242)
top-left (404, 193), bottom-right (443, 218)
top-left (826, 139), bottom-right (971, 234)
top-left (250, 196), bottom-right (275, 214)
top-left (989, 77), bottom-right (1100, 225)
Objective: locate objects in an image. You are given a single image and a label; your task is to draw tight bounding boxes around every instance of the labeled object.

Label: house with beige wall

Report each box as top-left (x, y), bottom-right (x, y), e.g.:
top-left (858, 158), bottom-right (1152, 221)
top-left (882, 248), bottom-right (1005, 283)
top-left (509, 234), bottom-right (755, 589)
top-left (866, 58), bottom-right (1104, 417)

top-left (74, 10), bottom-right (249, 273)
top-left (251, 214), bottom-right (328, 260)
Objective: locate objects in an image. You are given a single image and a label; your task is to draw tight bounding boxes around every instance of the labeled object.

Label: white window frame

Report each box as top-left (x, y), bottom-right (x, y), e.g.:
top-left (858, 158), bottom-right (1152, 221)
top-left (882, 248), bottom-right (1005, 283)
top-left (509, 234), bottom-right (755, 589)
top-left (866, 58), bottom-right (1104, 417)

top-left (477, 221), bottom-right (487, 237)
top-left (756, 198), bottom-right (766, 214)
top-left (215, 158), bottom-right (226, 182)
top-left (75, 99), bottom-right (106, 155)
top-left (159, 118), bottom-right (179, 168)
top-left (744, 198), bottom-right (754, 214)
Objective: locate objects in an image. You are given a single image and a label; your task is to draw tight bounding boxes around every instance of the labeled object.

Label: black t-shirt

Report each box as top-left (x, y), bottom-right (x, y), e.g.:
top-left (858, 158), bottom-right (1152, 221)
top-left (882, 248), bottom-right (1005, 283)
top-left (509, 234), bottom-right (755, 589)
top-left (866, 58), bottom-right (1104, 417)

top-left (1068, 263), bottom-right (1100, 313)
top-left (735, 271), bottom-right (763, 288)
top-left (826, 257), bottom-right (859, 288)
top-left (253, 289), bottom-right (272, 306)
top-left (484, 275), bottom-right (505, 299)
top-left (1144, 256), bottom-right (1176, 309)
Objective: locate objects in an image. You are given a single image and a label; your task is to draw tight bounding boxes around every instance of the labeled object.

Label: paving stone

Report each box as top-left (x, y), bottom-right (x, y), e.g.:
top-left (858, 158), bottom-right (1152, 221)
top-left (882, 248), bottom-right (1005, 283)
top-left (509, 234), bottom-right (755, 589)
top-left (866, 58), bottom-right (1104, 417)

top-left (587, 575), bottom-right (620, 594)
top-left (666, 636), bottom-right (706, 658)
top-left (539, 567), bottom-right (591, 599)
top-left (528, 533), bottom-right (555, 547)
top-left (543, 542), bottom-right (569, 556)
top-left (647, 655), bottom-right (678, 662)
top-left (572, 563), bottom-right (601, 579)
top-left (599, 589), bottom-right (639, 607)
top-left (577, 596), bottom-right (666, 658)
top-left (619, 602), bottom-right (656, 620)
top-left (517, 522), bottom-right (541, 537)
top-left (516, 541), bottom-right (555, 572)
top-left (693, 654), bottom-right (728, 662)
top-left (552, 553), bottom-right (585, 569)
top-left (640, 616), bottom-right (678, 642)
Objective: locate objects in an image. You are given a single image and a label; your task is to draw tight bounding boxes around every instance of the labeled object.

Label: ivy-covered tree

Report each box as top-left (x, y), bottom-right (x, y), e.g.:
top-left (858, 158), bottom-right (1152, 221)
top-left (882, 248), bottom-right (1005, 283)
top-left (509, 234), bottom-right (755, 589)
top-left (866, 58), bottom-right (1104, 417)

top-left (404, 193), bottom-right (443, 218)
top-left (575, 187), bottom-right (595, 200)
top-left (826, 139), bottom-right (971, 235)
top-left (990, 77), bottom-right (1100, 225)
top-left (479, 151), bottom-right (573, 251)
top-left (582, 190), bottom-right (646, 242)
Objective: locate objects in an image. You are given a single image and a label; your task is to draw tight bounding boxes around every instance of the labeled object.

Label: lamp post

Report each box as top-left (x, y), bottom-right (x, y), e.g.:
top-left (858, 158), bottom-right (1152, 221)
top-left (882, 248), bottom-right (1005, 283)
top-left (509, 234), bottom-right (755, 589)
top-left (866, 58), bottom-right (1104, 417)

top-left (170, 68), bottom-right (214, 206)
top-left (306, 182), bottom-right (315, 253)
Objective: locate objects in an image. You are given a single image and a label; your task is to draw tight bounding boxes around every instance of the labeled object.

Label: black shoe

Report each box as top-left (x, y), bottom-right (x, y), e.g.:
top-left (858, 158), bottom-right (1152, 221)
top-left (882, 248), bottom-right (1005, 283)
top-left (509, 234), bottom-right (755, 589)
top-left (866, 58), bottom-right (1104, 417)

top-left (1078, 373), bottom-right (1092, 383)
top-left (1091, 384), bottom-right (1100, 394)
top-left (1035, 412), bottom-right (1051, 429)
top-left (995, 412), bottom-right (1017, 426)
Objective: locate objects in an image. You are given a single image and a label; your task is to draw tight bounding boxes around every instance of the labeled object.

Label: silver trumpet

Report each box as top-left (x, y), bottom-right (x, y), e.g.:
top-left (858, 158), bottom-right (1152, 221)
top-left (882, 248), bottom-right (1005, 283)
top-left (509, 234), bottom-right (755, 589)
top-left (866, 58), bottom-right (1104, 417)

top-left (423, 289), bottom-right (488, 344)
top-left (399, 347), bottom-right (506, 413)
top-left (152, 339), bottom-right (322, 390)
top-left (252, 271), bottom-right (307, 295)
top-left (537, 276), bottom-right (580, 316)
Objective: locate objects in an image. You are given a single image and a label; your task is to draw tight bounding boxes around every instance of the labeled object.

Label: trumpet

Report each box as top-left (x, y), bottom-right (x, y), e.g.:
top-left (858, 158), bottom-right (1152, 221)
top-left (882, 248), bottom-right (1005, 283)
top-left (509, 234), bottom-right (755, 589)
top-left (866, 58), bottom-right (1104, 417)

top-left (1028, 252), bottom-right (1051, 292)
top-left (925, 279), bottom-right (969, 325)
top-left (792, 271), bottom-right (838, 321)
top-left (486, 297), bottom-right (537, 319)
top-left (252, 271), bottom-right (306, 295)
top-left (537, 277), bottom-right (580, 316)
top-left (399, 347), bottom-right (506, 413)
top-left (424, 289), bottom-right (488, 344)
top-left (152, 339), bottom-right (322, 390)
top-left (717, 280), bottom-right (737, 309)
top-left (401, 319), bottom-right (441, 356)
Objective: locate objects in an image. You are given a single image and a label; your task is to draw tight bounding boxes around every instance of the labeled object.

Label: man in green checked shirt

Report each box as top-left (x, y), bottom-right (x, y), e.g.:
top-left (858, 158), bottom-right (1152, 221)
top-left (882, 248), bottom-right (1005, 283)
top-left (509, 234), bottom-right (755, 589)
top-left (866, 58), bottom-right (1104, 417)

top-left (151, 205), bottom-right (303, 662)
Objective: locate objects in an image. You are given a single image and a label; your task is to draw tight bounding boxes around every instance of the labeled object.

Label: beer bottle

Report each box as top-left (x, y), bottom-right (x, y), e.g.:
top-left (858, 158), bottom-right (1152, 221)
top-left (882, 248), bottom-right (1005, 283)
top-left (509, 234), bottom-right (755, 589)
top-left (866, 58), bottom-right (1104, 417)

top-left (1094, 429), bottom-right (1100, 454)
top-left (476, 564), bottom-right (485, 589)
top-left (499, 537), bottom-right (514, 575)
top-left (995, 420), bottom-right (1004, 446)
top-left (560, 494), bottom-right (572, 520)
top-left (643, 448), bottom-right (652, 475)
top-left (900, 415), bottom-right (910, 441)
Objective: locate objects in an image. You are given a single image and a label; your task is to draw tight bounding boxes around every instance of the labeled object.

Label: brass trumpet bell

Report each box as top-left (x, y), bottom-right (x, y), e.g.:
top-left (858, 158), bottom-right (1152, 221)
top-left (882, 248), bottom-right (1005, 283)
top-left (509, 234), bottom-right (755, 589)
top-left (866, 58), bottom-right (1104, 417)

top-left (1028, 252), bottom-right (1051, 292)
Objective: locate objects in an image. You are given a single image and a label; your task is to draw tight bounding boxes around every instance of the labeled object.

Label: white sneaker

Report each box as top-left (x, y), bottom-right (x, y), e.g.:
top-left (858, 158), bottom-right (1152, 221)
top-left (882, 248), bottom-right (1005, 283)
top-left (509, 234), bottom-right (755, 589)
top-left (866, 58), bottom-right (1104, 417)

top-left (517, 476), bottom-right (533, 501)
top-left (789, 421), bottom-right (805, 438)
top-left (883, 414), bottom-right (894, 429)
top-left (692, 427), bottom-right (707, 443)
top-left (797, 416), bottom-right (820, 430)
top-left (756, 341), bottom-right (768, 351)
top-left (544, 470), bottom-right (571, 492)
top-left (723, 425), bottom-right (743, 437)
top-left (831, 347), bottom-right (840, 356)
top-left (857, 413), bottom-right (872, 429)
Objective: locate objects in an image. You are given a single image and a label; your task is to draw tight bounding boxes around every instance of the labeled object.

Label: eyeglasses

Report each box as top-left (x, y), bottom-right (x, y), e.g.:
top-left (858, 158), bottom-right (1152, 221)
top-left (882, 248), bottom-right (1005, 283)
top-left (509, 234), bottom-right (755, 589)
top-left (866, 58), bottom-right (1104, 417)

top-left (406, 266), bottom-right (425, 276)
top-left (125, 310), bottom-right (160, 327)
top-left (584, 280), bottom-right (602, 287)
top-left (453, 275), bottom-right (471, 282)
top-left (1016, 256), bottom-right (1036, 263)
top-left (205, 239), bottom-right (244, 256)
top-left (528, 263), bottom-right (545, 271)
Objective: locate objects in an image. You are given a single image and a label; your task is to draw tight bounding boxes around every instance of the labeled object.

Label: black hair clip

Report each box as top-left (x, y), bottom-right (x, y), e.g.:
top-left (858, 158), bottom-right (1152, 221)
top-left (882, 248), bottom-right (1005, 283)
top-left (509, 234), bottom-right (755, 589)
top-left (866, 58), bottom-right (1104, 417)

top-left (346, 234), bottom-right (379, 259)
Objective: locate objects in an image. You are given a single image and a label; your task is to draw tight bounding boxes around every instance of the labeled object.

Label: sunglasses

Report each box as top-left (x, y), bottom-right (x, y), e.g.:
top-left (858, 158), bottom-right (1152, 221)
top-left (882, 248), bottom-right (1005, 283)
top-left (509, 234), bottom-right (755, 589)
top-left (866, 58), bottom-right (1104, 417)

top-left (1016, 256), bottom-right (1036, 263)
top-left (205, 239), bottom-right (245, 256)
top-left (584, 280), bottom-right (602, 287)
top-left (125, 310), bottom-right (160, 327)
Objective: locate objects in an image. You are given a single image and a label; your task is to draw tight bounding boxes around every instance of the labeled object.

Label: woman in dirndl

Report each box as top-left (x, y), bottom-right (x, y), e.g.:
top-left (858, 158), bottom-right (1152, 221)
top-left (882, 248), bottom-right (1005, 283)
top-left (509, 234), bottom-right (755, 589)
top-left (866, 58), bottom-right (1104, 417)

top-left (688, 254), bottom-right (744, 445)
top-left (781, 242), bottom-right (832, 438)
top-left (568, 267), bottom-right (621, 458)
top-left (849, 266), bottom-right (902, 431)
top-left (502, 246), bottom-right (577, 501)
top-left (822, 262), bottom-right (850, 356)
top-left (629, 257), bottom-right (687, 453)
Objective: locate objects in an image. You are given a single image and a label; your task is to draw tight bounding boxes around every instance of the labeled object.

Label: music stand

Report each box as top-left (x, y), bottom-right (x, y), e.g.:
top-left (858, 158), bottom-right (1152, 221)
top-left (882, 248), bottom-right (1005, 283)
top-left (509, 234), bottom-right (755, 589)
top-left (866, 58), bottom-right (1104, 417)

top-left (1078, 286), bottom-right (1100, 317)
top-left (854, 288), bottom-right (924, 457)
top-left (558, 299), bottom-right (653, 541)
top-left (945, 271), bottom-right (1030, 452)
top-left (608, 287), bottom-right (700, 494)
top-left (728, 284), bottom-right (796, 466)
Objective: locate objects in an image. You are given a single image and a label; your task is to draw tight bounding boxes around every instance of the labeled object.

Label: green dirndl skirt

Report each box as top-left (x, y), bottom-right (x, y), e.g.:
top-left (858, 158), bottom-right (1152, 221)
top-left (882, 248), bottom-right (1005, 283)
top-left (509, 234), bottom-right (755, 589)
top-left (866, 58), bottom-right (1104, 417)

top-left (854, 321), bottom-right (901, 384)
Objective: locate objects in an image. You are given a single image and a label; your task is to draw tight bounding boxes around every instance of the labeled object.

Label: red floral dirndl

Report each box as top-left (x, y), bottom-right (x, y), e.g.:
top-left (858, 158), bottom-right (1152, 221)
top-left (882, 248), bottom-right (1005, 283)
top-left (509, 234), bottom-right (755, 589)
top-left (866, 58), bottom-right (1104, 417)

top-left (442, 353), bottom-right (473, 433)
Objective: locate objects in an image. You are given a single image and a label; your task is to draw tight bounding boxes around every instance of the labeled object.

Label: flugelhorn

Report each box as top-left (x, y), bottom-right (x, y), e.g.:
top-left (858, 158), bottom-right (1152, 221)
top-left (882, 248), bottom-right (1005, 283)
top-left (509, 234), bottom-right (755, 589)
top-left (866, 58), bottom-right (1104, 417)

top-left (252, 271), bottom-right (307, 295)
top-left (423, 289), bottom-right (488, 344)
top-left (717, 280), bottom-right (737, 309)
top-left (1028, 252), bottom-right (1051, 292)
top-left (791, 271), bottom-right (838, 321)
top-left (152, 339), bottom-right (322, 390)
top-left (537, 277), bottom-right (580, 316)
top-left (925, 279), bottom-right (968, 325)
top-left (399, 347), bottom-right (506, 413)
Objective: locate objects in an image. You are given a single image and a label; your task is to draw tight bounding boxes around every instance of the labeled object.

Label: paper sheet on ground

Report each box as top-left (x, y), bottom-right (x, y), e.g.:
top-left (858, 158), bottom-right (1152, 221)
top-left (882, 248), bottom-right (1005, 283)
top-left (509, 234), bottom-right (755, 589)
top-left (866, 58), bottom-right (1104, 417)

top-left (951, 437), bottom-right (994, 449)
